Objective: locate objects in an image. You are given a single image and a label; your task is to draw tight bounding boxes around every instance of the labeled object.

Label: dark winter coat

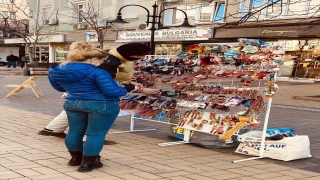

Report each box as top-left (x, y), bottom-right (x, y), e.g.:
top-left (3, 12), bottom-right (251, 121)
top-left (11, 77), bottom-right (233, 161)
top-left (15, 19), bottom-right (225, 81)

top-left (6, 54), bottom-right (19, 62)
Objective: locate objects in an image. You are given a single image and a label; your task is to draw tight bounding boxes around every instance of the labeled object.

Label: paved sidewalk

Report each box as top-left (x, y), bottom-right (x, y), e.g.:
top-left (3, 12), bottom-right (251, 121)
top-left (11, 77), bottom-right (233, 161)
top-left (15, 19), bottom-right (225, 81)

top-left (0, 75), bottom-right (319, 180)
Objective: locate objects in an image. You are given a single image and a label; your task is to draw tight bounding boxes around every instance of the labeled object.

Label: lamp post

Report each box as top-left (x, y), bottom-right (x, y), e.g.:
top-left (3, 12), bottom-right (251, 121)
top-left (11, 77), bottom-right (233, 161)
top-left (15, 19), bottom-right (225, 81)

top-left (112, 1), bottom-right (193, 55)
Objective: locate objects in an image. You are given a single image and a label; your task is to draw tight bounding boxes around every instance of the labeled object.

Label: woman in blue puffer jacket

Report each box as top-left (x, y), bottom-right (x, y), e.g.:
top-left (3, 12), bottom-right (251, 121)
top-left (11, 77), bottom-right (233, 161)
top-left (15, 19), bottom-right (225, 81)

top-left (48, 41), bottom-right (127, 172)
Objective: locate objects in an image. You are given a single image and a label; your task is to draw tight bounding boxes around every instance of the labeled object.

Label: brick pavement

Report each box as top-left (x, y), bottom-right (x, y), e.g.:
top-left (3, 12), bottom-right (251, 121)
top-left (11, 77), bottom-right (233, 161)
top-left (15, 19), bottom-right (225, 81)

top-left (0, 74), bottom-right (320, 180)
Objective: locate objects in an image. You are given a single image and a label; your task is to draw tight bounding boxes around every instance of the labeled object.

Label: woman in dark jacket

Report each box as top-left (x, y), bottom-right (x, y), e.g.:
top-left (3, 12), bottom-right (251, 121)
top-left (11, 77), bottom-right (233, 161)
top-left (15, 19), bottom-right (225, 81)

top-left (98, 43), bottom-right (159, 94)
top-left (48, 41), bottom-right (127, 172)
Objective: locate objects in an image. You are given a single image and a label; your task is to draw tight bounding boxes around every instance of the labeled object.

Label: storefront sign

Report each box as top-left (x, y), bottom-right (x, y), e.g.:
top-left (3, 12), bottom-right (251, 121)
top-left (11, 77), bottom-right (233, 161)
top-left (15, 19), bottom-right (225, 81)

top-left (261, 29), bottom-right (297, 35)
top-left (86, 32), bottom-right (98, 42)
top-left (116, 27), bottom-right (213, 42)
top-left (215, 25), bottom-right (319, 38)
top-left (36, 35), bottom-right (66, 43)
top-left (66, 33), bottom-right (86, 42)
top-left (4, 38), bottom-right (25, 44)
top-left (5, 35), bottom-right (65, 43)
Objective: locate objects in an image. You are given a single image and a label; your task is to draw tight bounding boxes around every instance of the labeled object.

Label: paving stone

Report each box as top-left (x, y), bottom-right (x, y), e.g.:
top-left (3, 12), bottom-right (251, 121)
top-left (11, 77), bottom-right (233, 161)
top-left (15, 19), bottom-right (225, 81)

top-left (156, 171), bottom-right (193, 178)
top-left (279, 171), bottom-right (313, 179)
top-left (85, 176), bottom-right (123, 180)
top-left (64, 171), bottom-right (94, 179)
top-left (116, 173), bottom-right (147, 180)
top-left (0, 170), bottom-right (24, 179)
top-left (14, 169), bottom-right (43, 176)
top-left (210, 173), bottom-right (244, 180)
top-left (263, 176), bottom-right (301, 180)
top-left (251, 172), bottom-right (286, 179)
top-left (303, 176), bottom-right (320, 180)
top-left (169, 176), bottom-right (194, 180)
top-left (131, 171), bottom-right (162, 179)
top-left (201, 170), bottom-right (232, 177)
top-left (28, 173), bottom-right (69, 180)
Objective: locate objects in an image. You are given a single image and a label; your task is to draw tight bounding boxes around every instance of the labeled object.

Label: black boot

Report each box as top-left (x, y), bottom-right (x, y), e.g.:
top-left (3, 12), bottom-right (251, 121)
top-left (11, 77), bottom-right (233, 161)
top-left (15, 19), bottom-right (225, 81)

top-left (77, 155), bottom-right (103, 172)
top-left (68, 151), bottom-right (82, 166)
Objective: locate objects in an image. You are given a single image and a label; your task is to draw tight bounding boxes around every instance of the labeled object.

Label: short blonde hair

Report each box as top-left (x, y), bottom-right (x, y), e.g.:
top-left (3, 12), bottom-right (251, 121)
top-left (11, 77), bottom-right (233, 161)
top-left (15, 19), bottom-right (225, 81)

top-left (67, 41), bottom-right (108, 62)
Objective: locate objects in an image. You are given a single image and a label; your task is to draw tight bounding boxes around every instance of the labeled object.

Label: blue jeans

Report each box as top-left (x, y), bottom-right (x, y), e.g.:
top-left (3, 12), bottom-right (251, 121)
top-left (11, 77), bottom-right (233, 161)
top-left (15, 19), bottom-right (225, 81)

top-left (7, 61), bottom-right (17, 68)
top-left (63, 99), bottom-right (120, 156)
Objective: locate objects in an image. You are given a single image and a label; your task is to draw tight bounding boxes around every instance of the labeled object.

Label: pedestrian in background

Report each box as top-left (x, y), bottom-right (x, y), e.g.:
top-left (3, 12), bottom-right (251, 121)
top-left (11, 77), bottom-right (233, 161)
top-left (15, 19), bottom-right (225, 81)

top-left (48, 41), bottom-right (128, 172)
top-left (21, 53), bottom-right (30, 69)
top-left (6, 53), bottom-right (19, 68)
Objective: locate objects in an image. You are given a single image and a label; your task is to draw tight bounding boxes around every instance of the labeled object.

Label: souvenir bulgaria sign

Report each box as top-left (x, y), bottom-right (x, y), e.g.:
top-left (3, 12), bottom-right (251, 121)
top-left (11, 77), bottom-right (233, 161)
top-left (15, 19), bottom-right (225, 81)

top-left (116, 27), bottom-right (213, 42)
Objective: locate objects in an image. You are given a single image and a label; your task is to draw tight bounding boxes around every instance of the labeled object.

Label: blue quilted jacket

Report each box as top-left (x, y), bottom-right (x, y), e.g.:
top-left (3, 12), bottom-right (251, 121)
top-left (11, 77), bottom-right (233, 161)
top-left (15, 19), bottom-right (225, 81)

top-left (48, 63), bottom-right (127, 101)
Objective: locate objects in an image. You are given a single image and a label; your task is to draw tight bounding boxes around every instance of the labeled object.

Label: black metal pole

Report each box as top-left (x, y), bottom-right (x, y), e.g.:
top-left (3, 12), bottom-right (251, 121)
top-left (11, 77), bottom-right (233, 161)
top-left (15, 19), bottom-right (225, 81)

top-left (149, 2), bottom-right (158, 55)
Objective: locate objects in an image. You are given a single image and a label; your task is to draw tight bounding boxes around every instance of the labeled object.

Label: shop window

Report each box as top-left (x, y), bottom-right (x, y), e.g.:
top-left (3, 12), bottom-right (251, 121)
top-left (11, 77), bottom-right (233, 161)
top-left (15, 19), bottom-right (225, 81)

top-left (155, 44), bottom-right (182, 56)
top-left (121, 0), bottom-right (138, 19)
top-left (42, 6), bottom-right (52, 21)
top-left (31, 46), bottom-right (49, 62)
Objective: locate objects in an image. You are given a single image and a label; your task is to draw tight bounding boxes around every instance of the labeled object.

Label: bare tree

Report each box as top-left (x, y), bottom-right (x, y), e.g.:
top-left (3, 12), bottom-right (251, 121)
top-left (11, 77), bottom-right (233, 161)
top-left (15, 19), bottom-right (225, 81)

top-left (0, 0), bottom-right (58, 62)
top-left (67, 0), bottom-right (117, 49)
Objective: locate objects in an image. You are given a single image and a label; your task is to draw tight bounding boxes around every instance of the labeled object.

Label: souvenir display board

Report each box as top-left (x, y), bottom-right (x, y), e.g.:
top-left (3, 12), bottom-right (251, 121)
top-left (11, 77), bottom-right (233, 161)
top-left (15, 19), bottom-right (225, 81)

top-left (117, 39), bottom-right (281, 162)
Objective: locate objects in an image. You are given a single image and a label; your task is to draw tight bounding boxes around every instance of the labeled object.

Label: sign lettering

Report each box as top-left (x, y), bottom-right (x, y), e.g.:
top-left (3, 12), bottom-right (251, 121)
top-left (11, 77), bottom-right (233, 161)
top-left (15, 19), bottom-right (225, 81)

top-left (117, 28), bottom-right (212, 42)
top-left (261, 29), bottom-right (297, 35)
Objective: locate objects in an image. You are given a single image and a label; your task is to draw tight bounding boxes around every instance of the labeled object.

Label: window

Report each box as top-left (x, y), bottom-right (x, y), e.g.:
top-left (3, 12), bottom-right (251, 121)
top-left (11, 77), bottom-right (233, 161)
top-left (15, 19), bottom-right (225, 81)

top-left (213, 3), bottom-right (225, 21)
top-left (121, 0), bottom-right (137, 19)
top-left (173, 5), bottom-right (197, 24)
top-left (195, 4), bottom-right (214, 23)
top-left (265, 0), bottom-right (285, 19)
top-left (0, 0), bottom-right (13, 3)
top-left (77, 4), bottom-right (85, 22)
top-left (42, 6), bottom-right (52, 21)
top-left (239, 0), bottom-right (267, 20)
top-left (0, 11), bottom-right (15, 20)
top-left (239, 0), bottom-right (316, 20)
top-left (286, 0), bottom-right (309, 17)
top-left (163, 8), bottom-right (176, 26)
top-left (307, 0), bottom-right (320, 17)
top-left (164, 2), bottom-right (225, 26)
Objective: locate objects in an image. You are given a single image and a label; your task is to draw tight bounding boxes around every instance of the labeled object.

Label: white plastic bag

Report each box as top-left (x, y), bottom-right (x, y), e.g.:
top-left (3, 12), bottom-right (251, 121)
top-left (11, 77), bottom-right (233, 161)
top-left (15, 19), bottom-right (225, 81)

top-left (235, 131), bottom-right (312, 161)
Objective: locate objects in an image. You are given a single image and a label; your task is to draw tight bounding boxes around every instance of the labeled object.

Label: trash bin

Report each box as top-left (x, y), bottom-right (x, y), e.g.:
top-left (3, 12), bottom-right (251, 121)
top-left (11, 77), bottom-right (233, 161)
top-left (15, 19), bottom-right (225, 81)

top-left (23, 62), bottom-right (30, 76)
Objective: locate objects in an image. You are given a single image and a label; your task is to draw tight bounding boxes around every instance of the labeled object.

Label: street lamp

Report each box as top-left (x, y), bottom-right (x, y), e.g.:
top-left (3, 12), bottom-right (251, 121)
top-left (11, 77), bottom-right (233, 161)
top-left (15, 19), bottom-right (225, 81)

top-left (112, 2), bottom-right (193, 55)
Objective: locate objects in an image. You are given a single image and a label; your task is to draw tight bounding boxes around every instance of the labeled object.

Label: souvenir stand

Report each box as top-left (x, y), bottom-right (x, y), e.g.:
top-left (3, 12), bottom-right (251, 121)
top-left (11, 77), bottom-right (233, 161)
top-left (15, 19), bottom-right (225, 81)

top-left (116, 38), bottom-right (282, 161)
